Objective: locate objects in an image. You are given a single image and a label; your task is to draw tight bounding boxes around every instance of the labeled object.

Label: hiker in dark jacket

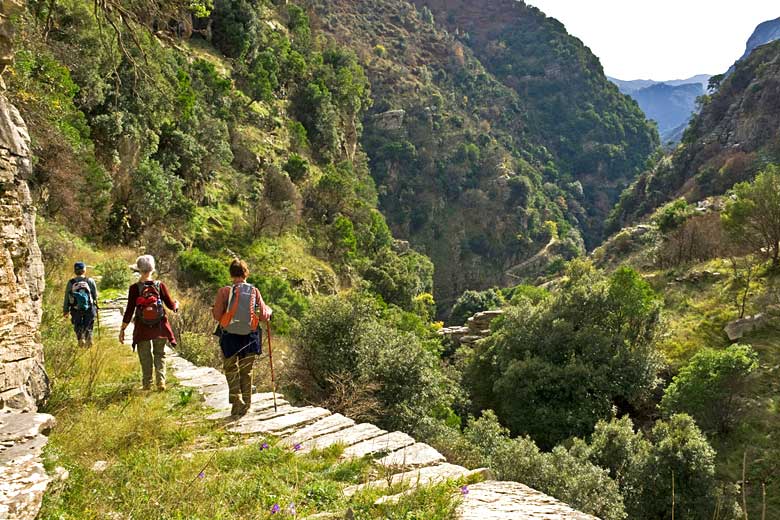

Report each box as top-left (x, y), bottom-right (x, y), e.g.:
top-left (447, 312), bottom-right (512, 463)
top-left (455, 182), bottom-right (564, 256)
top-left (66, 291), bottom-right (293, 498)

top-left (63, 261), bottom-right (98, 348)
top-left (212, 259), bottom-right (272, 416)
top-left (120, 255), bottom-right (179, 391)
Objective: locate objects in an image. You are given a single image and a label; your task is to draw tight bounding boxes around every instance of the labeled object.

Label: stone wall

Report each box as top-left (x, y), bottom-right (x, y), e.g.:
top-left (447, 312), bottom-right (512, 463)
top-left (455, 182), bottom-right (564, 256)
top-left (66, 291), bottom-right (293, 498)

top-left (0, 0), bottom-right (48, 410)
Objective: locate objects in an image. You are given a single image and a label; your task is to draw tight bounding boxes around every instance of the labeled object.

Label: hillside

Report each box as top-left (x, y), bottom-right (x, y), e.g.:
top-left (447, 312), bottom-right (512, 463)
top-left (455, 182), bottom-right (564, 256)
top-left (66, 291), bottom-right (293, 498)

top-left (609, 39), bottom-right (780, 231)
top-left (626, 82), bottom-right (704, 144)
top-left (737, 16), bottom-right (780, 63)
top-left (302, 0), bottom-right (658, 308)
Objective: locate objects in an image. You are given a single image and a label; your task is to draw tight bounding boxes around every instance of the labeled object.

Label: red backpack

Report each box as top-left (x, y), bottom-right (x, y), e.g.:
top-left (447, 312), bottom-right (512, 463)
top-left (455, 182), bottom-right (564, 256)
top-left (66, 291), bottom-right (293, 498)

top-left (135, 281), bottom-right (166, 326)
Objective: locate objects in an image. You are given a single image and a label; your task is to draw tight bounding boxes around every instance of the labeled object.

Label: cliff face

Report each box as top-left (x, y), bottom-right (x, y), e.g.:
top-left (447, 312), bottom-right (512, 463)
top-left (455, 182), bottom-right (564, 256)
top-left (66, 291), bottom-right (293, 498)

top-left (0, 0), bottom-right (48, 411)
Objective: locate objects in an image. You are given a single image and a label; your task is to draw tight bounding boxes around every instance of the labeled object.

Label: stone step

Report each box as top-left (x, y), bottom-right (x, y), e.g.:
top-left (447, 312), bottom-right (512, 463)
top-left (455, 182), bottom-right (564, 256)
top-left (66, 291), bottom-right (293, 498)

top-left (455, 481), bottom-right (598, 519)
top-left (297, 423), bottom-right (385, 454)
top-left (0, 411), bottom-right (55, 444)
top-left (375, 468), bottom-right (490, 505)
top-left (281, 413), bottom-right (356, 447)
top-left (340, 431), bottom-right (415, 459)
top-left (206, 395), bottom-right (289, 420)
top-left (343, 462), bottom-right (474, 497)
top-left (227, 407), bottom-right (331, 435)
top-left (376, 442), bottom-right (445, 468)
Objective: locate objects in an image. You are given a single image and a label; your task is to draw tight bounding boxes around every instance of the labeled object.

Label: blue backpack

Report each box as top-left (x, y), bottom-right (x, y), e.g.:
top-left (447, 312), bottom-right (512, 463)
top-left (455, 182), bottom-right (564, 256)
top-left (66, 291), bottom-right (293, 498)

top-left (69, 279), bottom-right (92, 312)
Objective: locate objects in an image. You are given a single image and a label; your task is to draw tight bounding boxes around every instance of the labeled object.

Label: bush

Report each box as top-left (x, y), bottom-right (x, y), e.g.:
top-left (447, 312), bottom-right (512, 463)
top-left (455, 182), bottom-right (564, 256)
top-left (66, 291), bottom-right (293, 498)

top-left (95, 259), bottom-right (132, 290)
top-left (177, 249), bottom-right (230, 290)
top-left (283, 154), bottom-right (309, 183)
top-left (464, 262), bottom-right (661, 447)
top-left (655, 199), bottom-right (693, 233)
top-left (449, 288), bottom-right (504, 325)
top-left (293, 293), bottom-right (451, 432)
top-left (660, 344), bottom-right (758, 434)
top-left (247, 274), bottom-right (309, 335)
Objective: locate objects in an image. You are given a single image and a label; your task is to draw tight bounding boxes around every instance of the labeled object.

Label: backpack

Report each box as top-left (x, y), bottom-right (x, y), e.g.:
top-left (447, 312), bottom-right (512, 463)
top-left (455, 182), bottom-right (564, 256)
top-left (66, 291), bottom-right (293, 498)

top-left (219, 283), bottom-right (261, 335)
top-left (69, 278), bottom-right (92, 312)
top-left (134, 281), bottom-right (166, 326)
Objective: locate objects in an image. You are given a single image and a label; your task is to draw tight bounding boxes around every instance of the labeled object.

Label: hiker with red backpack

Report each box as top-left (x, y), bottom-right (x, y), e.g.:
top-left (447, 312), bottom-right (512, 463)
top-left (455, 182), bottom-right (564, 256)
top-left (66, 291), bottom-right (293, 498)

top-left (212, 259), bottom-right (272, 416)
top-left (63, 261), bottom-right (98, 348)
top-left (120, 255), bottom-right (179, 391)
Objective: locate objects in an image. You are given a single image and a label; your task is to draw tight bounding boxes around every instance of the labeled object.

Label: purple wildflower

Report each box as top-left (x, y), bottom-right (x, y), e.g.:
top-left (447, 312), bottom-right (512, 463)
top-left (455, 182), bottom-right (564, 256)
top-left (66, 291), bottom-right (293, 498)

top-left (198, 471), bottom-right (205, 479)
top-left (293, 443), bottom-right (302, 452)
top-left (271, 503), bottom-right (280, 514)
top-left (460, 485), bottom-right (469, 495)
top-left (260, 442), bottom-right (270, 451)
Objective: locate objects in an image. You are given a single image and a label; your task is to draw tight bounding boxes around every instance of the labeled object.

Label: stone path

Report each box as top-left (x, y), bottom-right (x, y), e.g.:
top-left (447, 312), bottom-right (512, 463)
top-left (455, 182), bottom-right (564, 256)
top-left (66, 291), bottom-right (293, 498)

top-left (98, 311), bottom-right (600, 519)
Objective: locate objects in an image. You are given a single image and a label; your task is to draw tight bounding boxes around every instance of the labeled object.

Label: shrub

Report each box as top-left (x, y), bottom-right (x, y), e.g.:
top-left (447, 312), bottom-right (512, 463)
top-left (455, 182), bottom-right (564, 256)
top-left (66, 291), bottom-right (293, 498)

top-left (655, 199), bottom-right (693, 233)
top-left (660, 344), bottom-right (758, 434)
top-left (464, 262), bottom-right (661, 447)
top-left (283, 154), bottom-right (309, 183)
top-left (362, 249), bottom-right (434, 311)
top-left (177, 249), bottom-right (230, 290)
top-left (449, 288), bottom-right (504, 325)
top-left (96, 259), bottom-right (132, 290)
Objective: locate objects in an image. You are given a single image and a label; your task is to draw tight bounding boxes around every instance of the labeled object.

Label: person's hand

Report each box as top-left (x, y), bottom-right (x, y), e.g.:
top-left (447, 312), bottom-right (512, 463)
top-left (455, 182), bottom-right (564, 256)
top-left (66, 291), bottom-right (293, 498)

top-left (62, 312), bottom-right (69, 320)
top-left (173, 300), bottom-right (180, 313)
top-left (119, 329), bottom-right (125, 344)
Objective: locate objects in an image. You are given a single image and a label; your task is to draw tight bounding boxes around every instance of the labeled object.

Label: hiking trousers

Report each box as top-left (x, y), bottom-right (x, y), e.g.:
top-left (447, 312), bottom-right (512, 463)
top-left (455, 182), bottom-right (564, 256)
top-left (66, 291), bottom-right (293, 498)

top-left (71, 309), bottom-right (94, 347)
top-left (223, 353), bottom-right (255, 406)
top-left (137, 338), bottom-right (167, 389)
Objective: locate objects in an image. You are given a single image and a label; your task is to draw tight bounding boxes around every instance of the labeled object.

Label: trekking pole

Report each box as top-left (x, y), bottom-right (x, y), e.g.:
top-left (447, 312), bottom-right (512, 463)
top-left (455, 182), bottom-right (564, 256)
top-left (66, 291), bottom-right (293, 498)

top-left (96, 307), bottom-right (101, 340)
top-left (265, 319), bottom-right (278, 412)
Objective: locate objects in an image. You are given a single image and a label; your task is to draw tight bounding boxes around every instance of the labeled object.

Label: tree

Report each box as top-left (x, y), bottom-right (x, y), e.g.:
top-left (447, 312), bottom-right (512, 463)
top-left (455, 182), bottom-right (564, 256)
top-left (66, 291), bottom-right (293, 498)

top-left (722, 165), bottom-right (780, 267)
top-left (464, 261), bottom-right (661, 447)
top-left (660, 344), bottom-right (758, 434)
top-left (449, 288), bottom-right (504, 325)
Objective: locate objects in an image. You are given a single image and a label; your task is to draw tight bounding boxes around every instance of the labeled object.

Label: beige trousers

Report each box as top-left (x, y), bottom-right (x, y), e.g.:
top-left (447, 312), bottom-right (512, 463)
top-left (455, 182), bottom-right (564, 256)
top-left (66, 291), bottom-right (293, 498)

top-left (223, 353), bottom-right (255, 405)
top-left (137, 339), bottom-right (167, 388)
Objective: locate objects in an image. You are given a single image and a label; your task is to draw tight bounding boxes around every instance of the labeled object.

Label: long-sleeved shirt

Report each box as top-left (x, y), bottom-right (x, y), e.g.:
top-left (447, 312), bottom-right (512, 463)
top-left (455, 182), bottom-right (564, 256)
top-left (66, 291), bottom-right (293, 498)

top-left (63, 276), bottom-right (98, 314)
top-left (122, 280), bottom-right (177, 346)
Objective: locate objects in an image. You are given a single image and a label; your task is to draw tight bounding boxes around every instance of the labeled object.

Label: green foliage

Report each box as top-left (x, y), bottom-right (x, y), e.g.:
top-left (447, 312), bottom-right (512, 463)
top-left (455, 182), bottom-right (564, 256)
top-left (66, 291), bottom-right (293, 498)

top-left (461, 411), bottom-right (627, 520)
top-left (464, 262), bottom-right (661, 447)
top-left (247, 274), bottom-right (309, 335)
top-left (283, 153), bottom-right (309, 183)
top-left (449, 289), bottom-right (504, 325)
top-left (362, 248), bottom-right (434, 311)
top-left (210, 0), bottom-right (260, 58)
top-left (177, 248), bottom-right (230, 290)
top-left (655, 199), bottom-right (693, 233)
top-left (293, 293), bottom-right (451, 432)
top-left (660, 344), bottom-right (758, 434)
top-left (95, 259), bottom-right (132, 290)
top-left (504, 284), bottom-right (550, 306)
top-left (722, 164), bottom-right (780, 266)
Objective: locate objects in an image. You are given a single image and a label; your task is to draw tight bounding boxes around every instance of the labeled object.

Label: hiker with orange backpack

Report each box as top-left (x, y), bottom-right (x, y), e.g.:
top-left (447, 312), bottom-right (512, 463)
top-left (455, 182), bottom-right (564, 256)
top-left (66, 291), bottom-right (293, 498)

top-left (63, 261), bottom-right (99, 348)
top-left (212, 259), bottom-right (272, 417)
top-left (119, 255), bottom-right (179, 391)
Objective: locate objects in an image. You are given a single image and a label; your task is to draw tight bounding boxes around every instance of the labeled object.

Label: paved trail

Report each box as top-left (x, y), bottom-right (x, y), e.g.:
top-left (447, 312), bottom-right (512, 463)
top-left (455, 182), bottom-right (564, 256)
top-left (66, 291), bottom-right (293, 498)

top-left (98, 310), bottom-right (600, 519)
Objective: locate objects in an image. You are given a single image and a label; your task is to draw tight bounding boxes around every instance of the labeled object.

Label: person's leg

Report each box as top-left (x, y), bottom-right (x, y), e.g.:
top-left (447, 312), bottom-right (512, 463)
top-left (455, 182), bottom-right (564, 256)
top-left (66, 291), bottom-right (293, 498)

top-left (152, 338), bottom-right (167, 390)
top-left (136, 340), bottom-right (153, 390)
top-left (72, 311), bottom-right (85, 347)
top-left (238, 353), bottom-right (256, 412)
top-left (223, 354), bottom-right (243, 414)
top-left (83, 311), bottom-right (95, 348)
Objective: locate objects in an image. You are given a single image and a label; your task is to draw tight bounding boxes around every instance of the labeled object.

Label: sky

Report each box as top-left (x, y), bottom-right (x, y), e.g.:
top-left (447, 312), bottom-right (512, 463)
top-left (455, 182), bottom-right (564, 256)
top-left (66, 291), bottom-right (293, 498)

top-left (525, 0), bottom-right (779, 80)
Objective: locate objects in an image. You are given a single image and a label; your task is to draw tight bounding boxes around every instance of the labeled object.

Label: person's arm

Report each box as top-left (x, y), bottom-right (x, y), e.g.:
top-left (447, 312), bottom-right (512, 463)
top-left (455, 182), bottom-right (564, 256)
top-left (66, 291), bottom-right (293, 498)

top-left (212, 287), bottom-right (228, 321)
top-left (159, 282), bottom-right (178, 312)
top-left (254, 287), bottom-right (273, 321)
top-left (122, 284), bottom-right (137, 324)
top-left (63, 279), bottom-right (73, 316)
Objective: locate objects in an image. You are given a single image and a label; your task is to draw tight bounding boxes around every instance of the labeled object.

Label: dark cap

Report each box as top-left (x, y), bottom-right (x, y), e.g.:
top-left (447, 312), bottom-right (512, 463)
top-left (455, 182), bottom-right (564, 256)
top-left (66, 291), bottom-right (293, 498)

top-left (74, 261), bottom-right (86, 272)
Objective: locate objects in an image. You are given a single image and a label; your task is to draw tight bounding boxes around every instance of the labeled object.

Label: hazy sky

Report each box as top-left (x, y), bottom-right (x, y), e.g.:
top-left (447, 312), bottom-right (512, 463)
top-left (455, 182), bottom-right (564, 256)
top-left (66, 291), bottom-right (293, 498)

top-left (525, 0), bottom-right (779, 80)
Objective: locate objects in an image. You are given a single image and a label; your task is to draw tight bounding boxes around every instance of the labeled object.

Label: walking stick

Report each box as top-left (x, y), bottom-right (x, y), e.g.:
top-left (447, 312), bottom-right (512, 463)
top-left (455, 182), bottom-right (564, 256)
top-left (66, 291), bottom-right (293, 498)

top-left (265, 319), bottom-right (278, 412)
top-left (96, 307), bottom-right (101, 340)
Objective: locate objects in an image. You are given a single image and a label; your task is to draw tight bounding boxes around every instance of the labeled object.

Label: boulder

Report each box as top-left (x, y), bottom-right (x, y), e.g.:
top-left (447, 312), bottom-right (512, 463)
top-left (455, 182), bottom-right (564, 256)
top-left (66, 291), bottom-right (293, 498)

top-left (372, 109), bottom-right (405, 131)
top-left (724, 313), bottom-right (766, 341)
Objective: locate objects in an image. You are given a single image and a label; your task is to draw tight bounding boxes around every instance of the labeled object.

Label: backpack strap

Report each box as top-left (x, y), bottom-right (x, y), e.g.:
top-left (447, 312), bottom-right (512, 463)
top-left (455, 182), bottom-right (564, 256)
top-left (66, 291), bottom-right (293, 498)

top-left (219, 284), bottom-right (241, 329)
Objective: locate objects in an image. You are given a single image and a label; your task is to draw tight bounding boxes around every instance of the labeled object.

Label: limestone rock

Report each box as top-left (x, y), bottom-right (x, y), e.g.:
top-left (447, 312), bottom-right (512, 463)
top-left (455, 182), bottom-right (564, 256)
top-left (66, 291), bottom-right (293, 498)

top-left (281, 413), bottom-right (355, 447)
top-left (228, 407), bottom-right (330, 435)
top-left (340, 431), bottom-right (414, 459)
top-left (343, 462), bottom-right (472, 497)
top-left (297, 423), bottom-right (385, 453)
top-left (455, 480), bottom-right (599, 519)
top-left (724, 313), bottom-right (766, 341)
top-left (372, 109), bottom-right (405, 131)
top-left (376, 442), bottom-right (445, 468)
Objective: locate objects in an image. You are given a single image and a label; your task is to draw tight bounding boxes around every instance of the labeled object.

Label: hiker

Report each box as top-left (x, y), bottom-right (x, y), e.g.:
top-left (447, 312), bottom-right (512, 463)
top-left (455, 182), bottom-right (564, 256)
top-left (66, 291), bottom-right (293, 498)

top-left (120, 255), bottom-right (179, 391)
top-left (62, 261), bottom-right (98, 347)
top-left (212, 259), bottom-right (272, 416)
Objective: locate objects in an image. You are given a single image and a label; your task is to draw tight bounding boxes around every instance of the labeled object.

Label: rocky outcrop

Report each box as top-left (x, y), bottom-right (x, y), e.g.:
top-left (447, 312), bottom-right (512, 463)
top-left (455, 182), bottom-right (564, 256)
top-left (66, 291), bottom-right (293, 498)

top-left (439, 309), bottom-right (503, 345)
top-left (0, 0), bottom-right (47, 413)
top-left (0, 5), bottom-right (53, 518)
top-left (372, 109), bottom-right (405, 131)
top-left (724, 313), bottom-right (767, 341)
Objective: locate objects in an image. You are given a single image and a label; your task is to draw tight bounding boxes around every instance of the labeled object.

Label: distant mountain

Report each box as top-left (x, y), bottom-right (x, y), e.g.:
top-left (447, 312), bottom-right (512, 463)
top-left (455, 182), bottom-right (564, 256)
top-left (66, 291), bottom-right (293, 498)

top-left (609, 75), bottom-right (709, 144)
top-left (738, 16), bottom-right (780, 62)
top-left (630, 82), bottom-right (704, 143)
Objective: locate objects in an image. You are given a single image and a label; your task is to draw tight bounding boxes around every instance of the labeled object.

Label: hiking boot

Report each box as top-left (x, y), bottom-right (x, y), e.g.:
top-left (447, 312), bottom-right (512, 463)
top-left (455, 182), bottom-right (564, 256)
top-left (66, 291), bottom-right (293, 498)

top-left (230, 403), bottom-right (244, 416)
top-left (142, 384), bottom-right (152, 391)
top-left (157, 383), bottom-right (166, 392)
